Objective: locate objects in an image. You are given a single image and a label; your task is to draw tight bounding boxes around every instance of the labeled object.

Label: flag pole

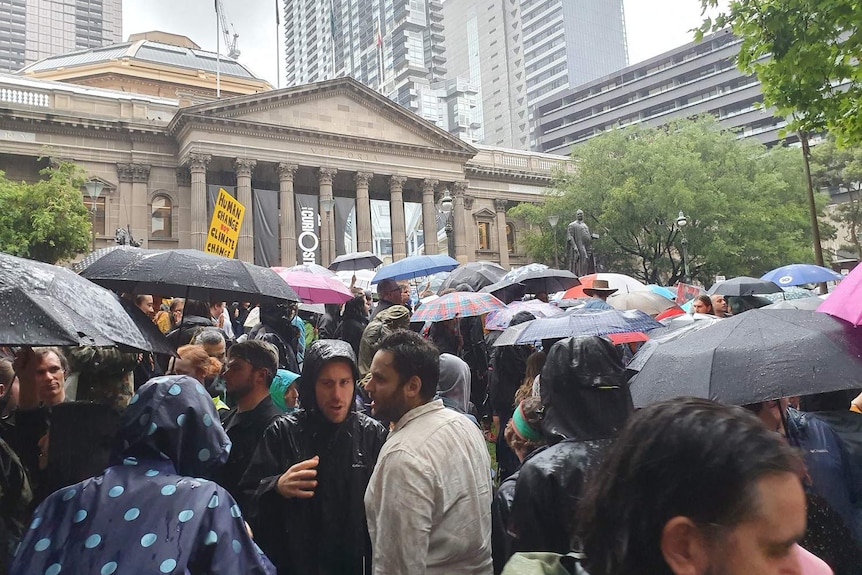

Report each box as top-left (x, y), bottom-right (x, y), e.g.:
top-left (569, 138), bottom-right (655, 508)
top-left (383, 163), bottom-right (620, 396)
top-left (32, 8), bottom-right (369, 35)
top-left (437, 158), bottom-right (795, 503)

top-left (275, 0), bottom-right (281, 89)
top-left (215, 0), bottom-right (221, 98)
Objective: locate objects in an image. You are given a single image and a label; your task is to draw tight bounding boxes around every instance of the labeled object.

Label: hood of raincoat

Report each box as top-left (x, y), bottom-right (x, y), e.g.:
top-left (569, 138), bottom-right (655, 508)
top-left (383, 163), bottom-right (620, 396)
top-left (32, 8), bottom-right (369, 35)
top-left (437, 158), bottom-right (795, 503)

top-left (114, 374), bottom-right (231, 477)
top-left (509, 310), bottom-right (536, 327)
top-left (437, 353), bottom-right (471, 413)
top-left (376, 304), bottom-right (411, 327)
top-left (298, 339), bottom-right (361, 420)
top-left (540, 335), bottom-right (632, 444)
top-left (270, 368), bottom-right (300, 412)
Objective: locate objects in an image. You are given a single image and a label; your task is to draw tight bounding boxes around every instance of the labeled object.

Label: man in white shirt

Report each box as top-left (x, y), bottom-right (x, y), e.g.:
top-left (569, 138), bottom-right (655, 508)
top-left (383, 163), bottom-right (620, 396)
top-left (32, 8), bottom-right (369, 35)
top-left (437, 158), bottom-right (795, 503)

top-left (364, 329), bottom-right (493, 575)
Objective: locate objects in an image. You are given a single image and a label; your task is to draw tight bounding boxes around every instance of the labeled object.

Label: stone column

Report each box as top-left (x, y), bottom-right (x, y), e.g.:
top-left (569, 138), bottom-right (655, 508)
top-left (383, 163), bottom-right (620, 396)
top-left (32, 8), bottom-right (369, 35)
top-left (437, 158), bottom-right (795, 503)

top-left (116, 163), bottom-right (151, 248)
top-left (277, 163), bottom-right (298, 266)
top-left (318, 167), bottom-right (337, 266)
top-left (463, 195), bottom-right (476, 262)
top-left (234, 159), bottom-right (257, 262)
top-left (389, 175), bottom-right (408, 261)
top-left (188, 153), bottom-right (210, 251)
top-left (452, 180), bottom-right (469, 263)
top-left (421, 178), bottom-right (439, 255)
top-left (495, 199), bottom-right (510, 269)
top-left (354, 171), bottom-right (374, 252)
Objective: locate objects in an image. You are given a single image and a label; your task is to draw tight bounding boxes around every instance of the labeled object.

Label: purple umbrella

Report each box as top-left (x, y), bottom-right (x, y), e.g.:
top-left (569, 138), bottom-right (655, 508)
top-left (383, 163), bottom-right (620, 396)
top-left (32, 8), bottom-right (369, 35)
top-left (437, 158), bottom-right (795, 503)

top-left (819, 265), bottom-right (862, 325)
top-left (272, 268), bottom-right (353, 304)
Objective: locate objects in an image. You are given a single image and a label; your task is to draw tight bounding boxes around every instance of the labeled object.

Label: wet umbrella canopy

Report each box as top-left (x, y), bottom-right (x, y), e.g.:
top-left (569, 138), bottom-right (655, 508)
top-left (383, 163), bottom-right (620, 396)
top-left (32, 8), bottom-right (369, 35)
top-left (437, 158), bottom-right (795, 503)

top-left (327, 251), bottom-right (384, 272)
top-left (436, 261), bottom-right (507, 294)
top-left (0, 252), bottom-right (176, 353)
top-left (517, 269), bottom-right (580, 294)
top-left (708, 276), bottom-right (782, 297)
top-left (494, 309), bottom-right (662, 346)
top-left (80, 248), bottom-right (300, 304)
top-left (629, 309), bottom-right (862, 407)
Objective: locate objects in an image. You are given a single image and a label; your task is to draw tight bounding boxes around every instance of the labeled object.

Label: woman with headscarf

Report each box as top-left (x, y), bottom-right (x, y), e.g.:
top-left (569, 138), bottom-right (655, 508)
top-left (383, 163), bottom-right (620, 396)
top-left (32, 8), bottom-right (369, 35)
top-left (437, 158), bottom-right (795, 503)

top-left (10, 375), bottom-right (275, 575)
top-left (269, 368), bottom-right (300, 413)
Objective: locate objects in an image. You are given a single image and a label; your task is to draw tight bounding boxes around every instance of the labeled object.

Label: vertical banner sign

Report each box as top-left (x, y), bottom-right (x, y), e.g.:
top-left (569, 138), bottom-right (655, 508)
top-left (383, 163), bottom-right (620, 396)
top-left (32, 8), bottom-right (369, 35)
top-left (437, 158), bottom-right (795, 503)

top-left (205, 188), bottom-right (244, 258)
top-left (334, 197), bottom-right (356, 257)
top-left (253, 188), bottom-right (279, 267)
top-left (295, 193), bottom-right (320, 264)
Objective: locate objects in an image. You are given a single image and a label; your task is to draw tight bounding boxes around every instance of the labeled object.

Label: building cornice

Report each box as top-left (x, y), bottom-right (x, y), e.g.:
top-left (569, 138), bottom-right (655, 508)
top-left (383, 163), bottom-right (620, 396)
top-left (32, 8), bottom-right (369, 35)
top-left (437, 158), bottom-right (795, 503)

top-left (465, 165), bottom-right (553, 184)
top-left (171, 113), bottom-right (476, 161)
top-left (0, 107), bottom-right (172, 143)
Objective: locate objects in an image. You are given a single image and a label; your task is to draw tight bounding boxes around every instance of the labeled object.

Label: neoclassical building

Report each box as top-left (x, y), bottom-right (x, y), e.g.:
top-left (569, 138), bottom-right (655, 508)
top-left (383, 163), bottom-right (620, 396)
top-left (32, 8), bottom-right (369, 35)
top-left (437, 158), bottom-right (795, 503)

top-left (0, 71), bottom-right (571, 269)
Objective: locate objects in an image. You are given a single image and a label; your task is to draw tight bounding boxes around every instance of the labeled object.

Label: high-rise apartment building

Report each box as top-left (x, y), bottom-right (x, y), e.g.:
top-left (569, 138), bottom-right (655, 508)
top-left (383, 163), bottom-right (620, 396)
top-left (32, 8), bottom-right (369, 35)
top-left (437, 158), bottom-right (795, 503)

top-left (0, 0), bottom-right (122, 73)
top-left (283, 0), bottom-right (461, 124)
top-left (441, 0), bottom-right (628, 150)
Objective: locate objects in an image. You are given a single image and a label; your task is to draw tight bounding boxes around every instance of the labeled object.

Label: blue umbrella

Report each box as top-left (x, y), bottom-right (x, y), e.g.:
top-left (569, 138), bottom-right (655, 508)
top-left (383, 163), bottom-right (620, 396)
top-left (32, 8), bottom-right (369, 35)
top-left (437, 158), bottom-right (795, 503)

top-left (646, 284), bottom-right (676, 300)
top-left (372, 254), bottom-right (460, 282)
top-left (494, 309), bottom-right (662, 346)
top-left (761, 264), bottom-right (843, 287)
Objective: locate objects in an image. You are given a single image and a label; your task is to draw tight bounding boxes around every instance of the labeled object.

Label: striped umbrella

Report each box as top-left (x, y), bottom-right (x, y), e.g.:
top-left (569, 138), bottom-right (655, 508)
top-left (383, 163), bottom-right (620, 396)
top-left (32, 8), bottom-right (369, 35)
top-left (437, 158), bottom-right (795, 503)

top-left (411, 292), bottom-right (506, 323)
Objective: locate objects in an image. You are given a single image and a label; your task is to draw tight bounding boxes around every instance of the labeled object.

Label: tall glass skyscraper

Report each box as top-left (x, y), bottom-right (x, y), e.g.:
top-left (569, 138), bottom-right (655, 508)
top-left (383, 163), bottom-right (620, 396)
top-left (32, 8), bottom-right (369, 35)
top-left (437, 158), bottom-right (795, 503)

top-left (0, 0), bottom-right (122, 73)
top-left (442, 0), bottom-right (628, 150)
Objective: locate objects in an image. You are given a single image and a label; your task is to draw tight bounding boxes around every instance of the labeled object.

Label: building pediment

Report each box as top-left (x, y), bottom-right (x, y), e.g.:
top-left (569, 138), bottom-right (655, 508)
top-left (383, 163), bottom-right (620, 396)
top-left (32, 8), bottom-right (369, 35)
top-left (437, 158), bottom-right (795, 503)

top-left (169, 77), bottom-right (476, 159)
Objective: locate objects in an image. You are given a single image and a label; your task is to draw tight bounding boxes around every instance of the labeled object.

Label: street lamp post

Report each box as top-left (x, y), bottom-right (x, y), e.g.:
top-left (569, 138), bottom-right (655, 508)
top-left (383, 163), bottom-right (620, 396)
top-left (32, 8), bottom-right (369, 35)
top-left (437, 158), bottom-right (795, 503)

top-left (547, 214), bottom-right (560, 268)
top-left (676, 210), bottom-right (690, 283)
top-left (439, 189), bottom-right (454, 258)
top-left (83, 181), bottom-right (104, 251)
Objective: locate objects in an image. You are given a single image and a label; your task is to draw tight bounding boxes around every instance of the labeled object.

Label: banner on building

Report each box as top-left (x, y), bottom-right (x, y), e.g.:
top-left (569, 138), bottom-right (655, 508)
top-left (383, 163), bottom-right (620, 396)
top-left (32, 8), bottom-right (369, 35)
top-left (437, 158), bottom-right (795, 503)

top-left (205, 188), bottom-right (244, 259)
top-left (295, 193), bottom-right (320, 265)
top-left (207, 185), bottom-right (235, 222)
top-left (334, 197), bottom-right (356, 257)
top-left (253, 188), bottom-right (279, 267)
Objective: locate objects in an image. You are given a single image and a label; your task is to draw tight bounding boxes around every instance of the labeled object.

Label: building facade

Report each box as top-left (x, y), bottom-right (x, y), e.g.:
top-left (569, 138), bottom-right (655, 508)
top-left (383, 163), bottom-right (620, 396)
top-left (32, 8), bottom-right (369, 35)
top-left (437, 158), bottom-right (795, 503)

top-left (532, 30), bottom-right (792, 154)
top-left (0, 73), bottom-right (570, 269)
top-left (18, 32), bottom-right (272, 106)
top-left (441, 0), bottom-right (627, 150)
top-left (282, 0), bottom-right (472, 136)
top-left (0, 0), bottom-right (122, 73)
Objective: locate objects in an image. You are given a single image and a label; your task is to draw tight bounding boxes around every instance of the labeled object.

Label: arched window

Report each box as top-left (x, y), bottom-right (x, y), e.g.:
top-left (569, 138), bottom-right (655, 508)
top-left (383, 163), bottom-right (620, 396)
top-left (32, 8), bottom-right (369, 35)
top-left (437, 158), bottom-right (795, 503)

top-left (151, 195), bottom-right (172, 238)
top-left (506, 223), bottom-right (516, 254)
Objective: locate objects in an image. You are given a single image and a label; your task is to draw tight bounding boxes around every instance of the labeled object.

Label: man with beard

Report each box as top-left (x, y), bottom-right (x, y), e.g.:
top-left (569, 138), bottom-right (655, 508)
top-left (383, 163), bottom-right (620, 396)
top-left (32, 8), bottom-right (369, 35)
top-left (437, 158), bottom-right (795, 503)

top-left (241, 340), bottom-right (387, 575)
top-left (215, 340), bottom-right (283, 508)
top-left (364, 330), bottom-right (493, 574)
top-left (578, 398), bottom-right (828, 575)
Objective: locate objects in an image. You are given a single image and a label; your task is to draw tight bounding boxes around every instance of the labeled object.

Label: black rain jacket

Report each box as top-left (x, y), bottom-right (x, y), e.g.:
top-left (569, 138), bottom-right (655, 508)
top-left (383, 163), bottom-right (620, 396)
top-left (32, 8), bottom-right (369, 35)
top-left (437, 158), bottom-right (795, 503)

top-left (240, 340), bottom-right (388, 575)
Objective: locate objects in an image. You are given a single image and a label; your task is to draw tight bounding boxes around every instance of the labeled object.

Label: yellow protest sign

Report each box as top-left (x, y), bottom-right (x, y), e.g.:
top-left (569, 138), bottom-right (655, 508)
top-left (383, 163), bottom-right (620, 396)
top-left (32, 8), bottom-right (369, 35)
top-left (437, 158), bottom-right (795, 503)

top-left (205, 188), bottom-right (244, 258)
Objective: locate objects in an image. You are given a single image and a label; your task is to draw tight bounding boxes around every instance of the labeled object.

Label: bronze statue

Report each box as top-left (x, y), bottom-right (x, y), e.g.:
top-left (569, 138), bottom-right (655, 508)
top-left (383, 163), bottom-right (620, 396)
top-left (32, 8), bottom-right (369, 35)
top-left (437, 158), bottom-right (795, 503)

top-left (566, 210), bottom-right (593, 276)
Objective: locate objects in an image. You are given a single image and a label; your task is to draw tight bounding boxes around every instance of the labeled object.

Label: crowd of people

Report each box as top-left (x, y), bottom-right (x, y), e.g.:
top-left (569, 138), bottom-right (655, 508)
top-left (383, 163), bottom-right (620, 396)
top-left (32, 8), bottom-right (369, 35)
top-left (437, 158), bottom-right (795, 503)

top-left (0, 273), bottom-right (858, 575)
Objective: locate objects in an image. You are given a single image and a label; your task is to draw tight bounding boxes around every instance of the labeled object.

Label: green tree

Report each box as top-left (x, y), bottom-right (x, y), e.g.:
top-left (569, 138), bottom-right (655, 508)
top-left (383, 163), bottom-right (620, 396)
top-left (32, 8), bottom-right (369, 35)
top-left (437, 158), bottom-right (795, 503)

top-left (698, 0), bottom-right (862, 145)
top-left (0, 161), bottom-right (91, 264)
top-left (511, 117), bottom-right (829, 285)
top-left (810, 136), bottom-right (862, 258)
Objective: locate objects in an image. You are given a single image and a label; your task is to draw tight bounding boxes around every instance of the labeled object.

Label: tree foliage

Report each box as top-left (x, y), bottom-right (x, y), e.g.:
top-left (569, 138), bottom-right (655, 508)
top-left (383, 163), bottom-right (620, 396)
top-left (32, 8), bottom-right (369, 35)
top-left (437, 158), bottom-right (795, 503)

top-left (511, 117), bottom-right (830, 285)
top-left (810, 136), bottom-right (862, 258)
top-left (0, 162), bottom-right (91, 264)
top-left (698, 0), bottom-right (862, 145)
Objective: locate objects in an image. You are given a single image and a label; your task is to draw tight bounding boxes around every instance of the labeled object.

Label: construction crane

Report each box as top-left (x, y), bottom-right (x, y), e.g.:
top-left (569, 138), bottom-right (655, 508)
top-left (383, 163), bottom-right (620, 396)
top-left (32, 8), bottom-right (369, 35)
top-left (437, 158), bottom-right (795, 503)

top-left (216, 0), bottom-right (241, 59)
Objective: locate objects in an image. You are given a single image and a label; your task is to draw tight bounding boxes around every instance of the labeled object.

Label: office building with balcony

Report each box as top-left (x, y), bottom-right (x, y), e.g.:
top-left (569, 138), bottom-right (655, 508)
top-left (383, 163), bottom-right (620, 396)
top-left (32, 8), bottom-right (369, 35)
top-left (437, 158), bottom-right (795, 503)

top-left (0, 0), bottom-right (121, 73)
top-left (532, 30), bottom-right (793, 155)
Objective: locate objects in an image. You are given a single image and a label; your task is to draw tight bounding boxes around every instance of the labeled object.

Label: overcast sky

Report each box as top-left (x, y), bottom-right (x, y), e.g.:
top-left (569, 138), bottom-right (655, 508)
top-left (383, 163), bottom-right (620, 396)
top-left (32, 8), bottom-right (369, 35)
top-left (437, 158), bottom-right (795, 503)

top-left (122, 0), bottom-right (725, 88)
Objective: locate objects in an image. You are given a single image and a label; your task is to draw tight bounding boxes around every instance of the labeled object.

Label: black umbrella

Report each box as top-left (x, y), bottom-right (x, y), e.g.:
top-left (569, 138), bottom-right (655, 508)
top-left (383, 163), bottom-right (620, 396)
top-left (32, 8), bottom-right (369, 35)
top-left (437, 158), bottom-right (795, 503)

top-left (327, 251), bottom-right (383, 272)
top-left (437, 261), bottom-right (507, 294)
top-left (630, 309), bottom-right (862, 407)
top-left (80, 248), bottom-right (300, 304)
top-left (0, 252), bottom-right (175, 353)
top-left (480, 279), bottom-right (526, 304)
top-left (517, 269), bottom-right (580, 294)
top-left (708, 276), bottom-right (782, 296)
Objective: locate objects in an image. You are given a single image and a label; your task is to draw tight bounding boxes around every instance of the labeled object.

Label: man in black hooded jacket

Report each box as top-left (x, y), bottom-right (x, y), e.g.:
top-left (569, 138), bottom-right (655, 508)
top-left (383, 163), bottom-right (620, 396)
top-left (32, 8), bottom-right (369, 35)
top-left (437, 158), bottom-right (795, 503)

top-left (508, 335), bottom-right (633, 554)
top-left (240, 340), bottom-right (388, 575)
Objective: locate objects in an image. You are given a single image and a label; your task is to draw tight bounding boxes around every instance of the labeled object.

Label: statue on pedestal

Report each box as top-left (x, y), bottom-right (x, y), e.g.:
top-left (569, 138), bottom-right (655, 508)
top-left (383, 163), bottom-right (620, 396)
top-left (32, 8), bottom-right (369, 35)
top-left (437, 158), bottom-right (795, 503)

top-left (566, 210), bottom-right (593, 276)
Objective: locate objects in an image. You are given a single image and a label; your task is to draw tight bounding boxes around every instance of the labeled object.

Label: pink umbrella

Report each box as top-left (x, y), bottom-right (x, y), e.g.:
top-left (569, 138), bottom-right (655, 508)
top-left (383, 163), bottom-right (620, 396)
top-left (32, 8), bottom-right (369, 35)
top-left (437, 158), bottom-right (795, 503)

top-left (272, 267), bottom-right (353, 305)
top-left (818, 268), bottom-right (861, 325)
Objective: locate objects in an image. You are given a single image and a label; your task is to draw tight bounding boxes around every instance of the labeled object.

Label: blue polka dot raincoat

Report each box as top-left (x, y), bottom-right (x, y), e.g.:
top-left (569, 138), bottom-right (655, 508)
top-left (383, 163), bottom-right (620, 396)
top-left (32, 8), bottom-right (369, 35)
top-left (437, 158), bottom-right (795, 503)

top-left (10, 375), bottom-right (275, 575)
